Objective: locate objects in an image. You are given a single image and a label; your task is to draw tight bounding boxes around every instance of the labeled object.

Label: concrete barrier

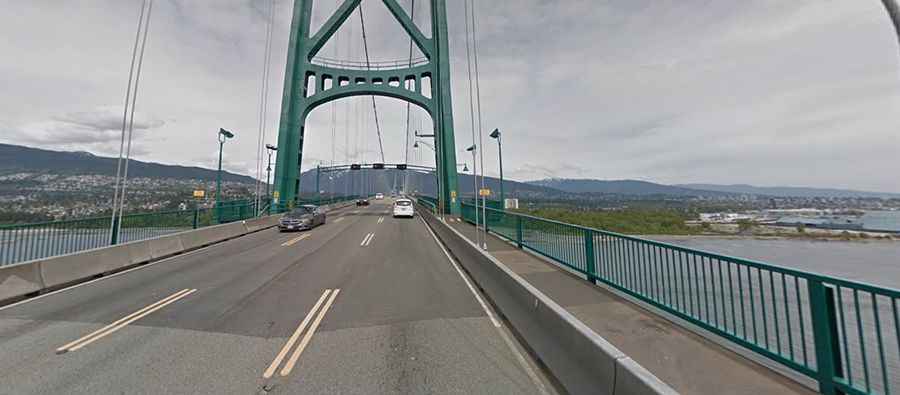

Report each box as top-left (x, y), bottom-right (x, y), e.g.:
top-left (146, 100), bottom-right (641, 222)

top-left (126, 238), bottom-right (154, 265)
top-left (147, 234), bottom-right (185, 260)
top-left (179, 222), bottom-right (247, 251)
top-left (614, 357), bottom-right (676, 395)
top-left (40, 243), bottom-right (133, 288)
top-left (419, 207), bottom-right (677, 395)
top-left (1, 210), bottom-right (333, 306)
top-left (242, 216), bottom-right (280, 233)
top-left (0, 261), bottom-right (44, 302)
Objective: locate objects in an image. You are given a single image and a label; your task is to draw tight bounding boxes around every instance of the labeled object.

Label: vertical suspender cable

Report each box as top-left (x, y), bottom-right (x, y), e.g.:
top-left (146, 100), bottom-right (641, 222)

top-left (329, 2), bottom-right (340, 199)
top-left (358, 4), bottom-right (385, 163)
top-left (255, 0), bottom-right (276, 214)
top-left (404, 1), bottom-right (417, 194)
top-left (344, 21), bottom-right (352, 198)
top-left (116, 0), bottom-right (154, 239)
top-left (109, 0), bottom-right (148, 243)
top-left (463, 0), bottom-right (480, 246)
top-left (470, 0), bottom-right (488, 249)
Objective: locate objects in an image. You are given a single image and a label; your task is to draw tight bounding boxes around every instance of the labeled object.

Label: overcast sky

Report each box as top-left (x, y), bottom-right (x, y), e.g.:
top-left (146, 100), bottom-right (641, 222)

top-left (1, 1), bottom-right (899, 192)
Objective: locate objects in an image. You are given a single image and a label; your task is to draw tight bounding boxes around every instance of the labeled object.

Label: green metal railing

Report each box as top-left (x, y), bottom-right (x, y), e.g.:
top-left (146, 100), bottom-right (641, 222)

top-left (461, 202), bottom-right (899, 395)
top-left (0, 195), bottom-right (363, 267)
top-left (0, 200), bottom-right (263, 266)
top-left (271, 194), bottom-right (363, 215)
top-left (418, 196), bottom-right (439, 213)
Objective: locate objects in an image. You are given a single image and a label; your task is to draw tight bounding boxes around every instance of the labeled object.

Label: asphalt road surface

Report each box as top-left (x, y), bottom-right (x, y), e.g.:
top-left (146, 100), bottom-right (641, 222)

top-left (0, 200), bottom-right (555, 394)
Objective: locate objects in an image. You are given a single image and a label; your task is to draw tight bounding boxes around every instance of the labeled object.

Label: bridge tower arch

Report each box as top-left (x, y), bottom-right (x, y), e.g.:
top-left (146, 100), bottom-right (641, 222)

top-left (273, 0), bottom-right (460, 215)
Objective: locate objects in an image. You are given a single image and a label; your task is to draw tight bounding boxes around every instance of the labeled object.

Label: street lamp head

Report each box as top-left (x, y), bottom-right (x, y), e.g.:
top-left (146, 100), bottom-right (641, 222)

top-left (489, 128), bottom-right (501, 139)
top-left (265, 144), bottom-right (277, 151)
top-left (219, 128), bottom-right (234, 139)
top-left (466, 144), bottom-right (476, 152)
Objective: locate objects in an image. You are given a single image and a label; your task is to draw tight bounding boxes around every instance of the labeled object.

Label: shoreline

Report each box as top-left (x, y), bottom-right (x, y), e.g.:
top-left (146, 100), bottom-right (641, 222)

top-left (640, 233), bottom-right (899, 242)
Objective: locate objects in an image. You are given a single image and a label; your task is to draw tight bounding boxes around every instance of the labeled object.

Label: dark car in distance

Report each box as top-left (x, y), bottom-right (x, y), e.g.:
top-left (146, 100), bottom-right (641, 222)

top-left (356, 198), bottom-right (370, 206)
top-left (278, 205), bottom-right (326, 231)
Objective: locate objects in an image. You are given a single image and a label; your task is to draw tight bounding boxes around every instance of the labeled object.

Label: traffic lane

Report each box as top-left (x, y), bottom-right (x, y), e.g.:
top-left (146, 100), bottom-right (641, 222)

top-left (172, 206), bottom-right (383, 338)
top-left (273, 210), bottom-right (549, 394)
top-left (325, 212), bottom-right (486, 329)
top-left (0, 203), bottom-right (362, 324)
top-left (0, 206), bottom-right (371, 394)
top-left (0, 317), bottom-right (281, 395)
top-left (0, 203), bottom-right (366, 353)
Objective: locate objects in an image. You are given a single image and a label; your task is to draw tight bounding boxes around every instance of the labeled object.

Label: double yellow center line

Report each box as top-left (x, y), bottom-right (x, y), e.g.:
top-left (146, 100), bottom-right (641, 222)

top-left (263, 289), bottom-right (341, 378)
top-left (57, 288), bottom-right (196, 354)
top-left (281, 233), bottom-right (311, 247)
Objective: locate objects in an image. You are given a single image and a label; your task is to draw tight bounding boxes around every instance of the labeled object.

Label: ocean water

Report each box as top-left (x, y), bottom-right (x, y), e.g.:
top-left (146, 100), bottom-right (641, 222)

top-left (862, 210), bottom-right (900, 232)
top-left (650, 236), bottom-right (900, 289)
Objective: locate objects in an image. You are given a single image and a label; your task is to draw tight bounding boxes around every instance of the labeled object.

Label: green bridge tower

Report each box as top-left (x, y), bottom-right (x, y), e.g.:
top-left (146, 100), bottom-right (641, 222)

top-left (273, 0), bottom-right (461, 214)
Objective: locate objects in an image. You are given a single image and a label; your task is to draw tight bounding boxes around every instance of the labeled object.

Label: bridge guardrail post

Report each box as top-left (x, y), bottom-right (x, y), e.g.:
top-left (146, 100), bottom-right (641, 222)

top-left (192, 207), bottom-right (200, 229)
top-left (110, 215), bottom-right (120, 246)
top-left (808, 280), bottom-right (844, 395)
top-left (515, 215), bottom-right (523, 249)
top-left (583, 228), bottom-right (597, 284)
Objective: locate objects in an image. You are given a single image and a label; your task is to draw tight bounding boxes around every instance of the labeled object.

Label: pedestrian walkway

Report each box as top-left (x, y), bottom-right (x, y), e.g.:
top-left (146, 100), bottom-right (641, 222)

top-left (443, 217), bottom-right (815, 395)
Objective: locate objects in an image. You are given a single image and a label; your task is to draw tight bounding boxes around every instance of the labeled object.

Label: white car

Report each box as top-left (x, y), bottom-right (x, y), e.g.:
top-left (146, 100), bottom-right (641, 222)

top-left (375, 193), bottom-right (384, 200)
top-left (392, 198), bottom-right (415, 218)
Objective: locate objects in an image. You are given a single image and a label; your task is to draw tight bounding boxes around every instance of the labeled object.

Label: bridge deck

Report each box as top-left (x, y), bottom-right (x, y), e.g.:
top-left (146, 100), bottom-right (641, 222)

top-left (0, 201), bottom-right (553, 394)
top-left (444, 216), bottom-right (816, 395)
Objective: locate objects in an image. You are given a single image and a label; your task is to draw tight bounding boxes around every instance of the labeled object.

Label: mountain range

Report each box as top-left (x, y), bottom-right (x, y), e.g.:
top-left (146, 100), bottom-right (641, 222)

top-left (675, 183), bottom-right (900, 199)
top-left (2, 143), bottom-right (897, 199)
top-left (0, 143), bottom-right (256, 184)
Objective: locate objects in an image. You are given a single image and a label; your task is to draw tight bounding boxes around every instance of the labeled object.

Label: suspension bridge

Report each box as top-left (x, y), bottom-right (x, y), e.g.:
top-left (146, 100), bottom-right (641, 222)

top-left (1, 1), bottom-right (900, 394)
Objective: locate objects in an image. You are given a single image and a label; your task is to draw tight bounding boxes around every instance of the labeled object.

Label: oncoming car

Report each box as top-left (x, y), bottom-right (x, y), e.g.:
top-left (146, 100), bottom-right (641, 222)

top-left (392, 198), bottom-right (414, 218)
top-left (278, 205), bottom-right (325, 231)
top-left (375, 193), bottom-right (384, 200)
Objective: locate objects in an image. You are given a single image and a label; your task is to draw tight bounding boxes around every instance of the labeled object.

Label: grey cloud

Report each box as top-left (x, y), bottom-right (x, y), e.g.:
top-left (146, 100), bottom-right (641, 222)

top-left (1, 1), bottom-right (899, 193)
top-left (53, 108), bottom-right (165, 134)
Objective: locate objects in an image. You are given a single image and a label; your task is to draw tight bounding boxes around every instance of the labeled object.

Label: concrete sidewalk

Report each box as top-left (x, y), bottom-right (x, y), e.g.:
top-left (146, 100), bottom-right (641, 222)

top-left (443, 217), bottom-right (815, 395)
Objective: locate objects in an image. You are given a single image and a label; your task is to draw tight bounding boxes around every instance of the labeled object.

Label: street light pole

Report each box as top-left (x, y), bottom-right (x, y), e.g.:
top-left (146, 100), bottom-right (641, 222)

top-left (316, 163), bottom-right (321, 206)
top-left (216, 128), bottom-right (234, 223)
top-left (490, 128), bottom-right (504, 207)
top-left (265, 144), bottom-right (277, 214)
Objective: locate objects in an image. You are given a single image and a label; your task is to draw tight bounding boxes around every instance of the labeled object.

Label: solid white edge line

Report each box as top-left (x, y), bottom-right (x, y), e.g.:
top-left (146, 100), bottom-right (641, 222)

top-left (419, 217), bottom-right (500, 327)
top-left (419, 216), bottom-right (552, 395)
top-left (263, 289), bottom-right (332, 379)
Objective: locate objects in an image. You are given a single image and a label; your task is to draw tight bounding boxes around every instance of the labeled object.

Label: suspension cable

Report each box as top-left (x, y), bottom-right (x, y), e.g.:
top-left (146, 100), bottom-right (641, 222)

top-left (404, 1), bottom-right (416, 166)
top-left (402, 0), bottom-right (417, 194)
top-left (254, 0), bottom-right (276, 213)
top-left (884, 0), bottom-right (900, 60)
top-left (116, 0), bottom-right (154, 239)
top-left (471, 0), bottom-right (488, 248)
top-left (463, 0), bottom-right (480, 243)
top-left (358, 5), bottom-right (385, 163)
top-left (109, 0), bottom-right (149, 242)
top-left (330, 1), bottom-right (340, 197)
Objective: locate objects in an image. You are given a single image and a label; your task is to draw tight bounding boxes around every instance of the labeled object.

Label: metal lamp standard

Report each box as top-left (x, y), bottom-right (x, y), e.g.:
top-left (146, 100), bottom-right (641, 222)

top-left (216, 128), bottom-right (234, 222)
top-left (489, 128), bottom-right (504, 207)
top-left (265, 144), bottom-right (277, 213)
